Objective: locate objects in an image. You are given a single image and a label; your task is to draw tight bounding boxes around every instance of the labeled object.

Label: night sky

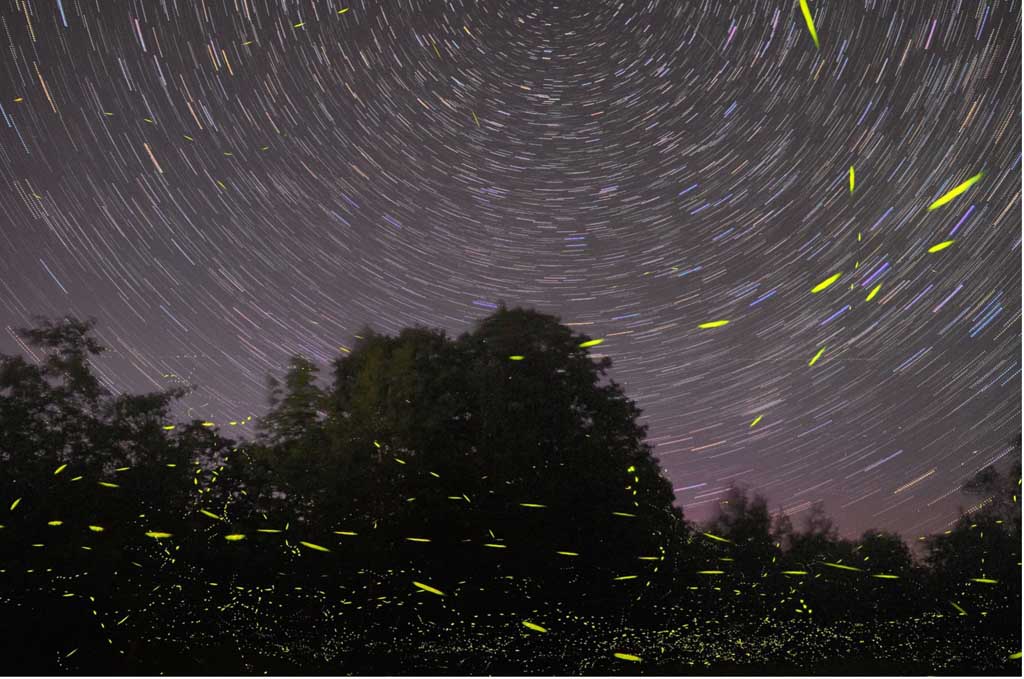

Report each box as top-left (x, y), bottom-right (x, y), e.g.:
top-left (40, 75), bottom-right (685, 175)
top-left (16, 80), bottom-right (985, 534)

top-left (0, 0), bottom-right (1019, 540)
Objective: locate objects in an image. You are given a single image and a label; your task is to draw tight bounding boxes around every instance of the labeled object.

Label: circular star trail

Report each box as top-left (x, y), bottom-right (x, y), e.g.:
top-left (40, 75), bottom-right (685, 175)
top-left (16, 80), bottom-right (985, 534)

top-left (0, 0), bottom-right (1019, 538)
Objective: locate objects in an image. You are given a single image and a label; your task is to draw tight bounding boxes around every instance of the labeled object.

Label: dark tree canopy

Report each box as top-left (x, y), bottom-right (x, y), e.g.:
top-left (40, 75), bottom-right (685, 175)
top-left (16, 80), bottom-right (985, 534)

top-left (0, 315), bottom-right (1019, 674)
top-left (259, 307), bottom-right (686, 598)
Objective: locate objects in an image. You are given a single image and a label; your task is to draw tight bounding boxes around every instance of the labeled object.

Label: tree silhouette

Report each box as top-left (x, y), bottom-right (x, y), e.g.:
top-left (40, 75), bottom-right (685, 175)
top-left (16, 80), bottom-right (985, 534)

top-left (707, 486), bottom-right (779, 579)
top-left (924, 438), bottom-right (1022, 634)
top-left (0, 317), bottom-right (235, 672)
top-left (261, 355), bottom-right (326, 447)
top-left (454, 308), bottom-right (680, 582)
top-left (0, 314), bottom-right (1020, 674)
top-left (961, 433), bottom-right (1022, 537)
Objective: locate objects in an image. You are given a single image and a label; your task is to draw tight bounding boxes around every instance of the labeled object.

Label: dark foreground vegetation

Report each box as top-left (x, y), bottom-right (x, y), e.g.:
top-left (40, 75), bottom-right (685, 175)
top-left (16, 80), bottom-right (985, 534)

top-left (0, 309), bottom-right (1020, 675)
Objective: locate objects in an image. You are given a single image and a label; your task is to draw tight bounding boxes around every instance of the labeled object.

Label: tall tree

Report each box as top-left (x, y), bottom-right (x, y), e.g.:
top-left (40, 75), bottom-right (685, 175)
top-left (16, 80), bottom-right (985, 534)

top-left (707, 485), bottom-right (779, 580)
top-left (960, 433), bottom-right (1022, 536)
top-left (925, 435), bottom-right (1022, 630)
top-left (260, 355), bottom-right (326, 447)
top-left (0, 317), bottom-right (233, 672)
top-left (455, 308), bottom-right (680, 583)
top-left (300, 307), bottom-right (686, 606)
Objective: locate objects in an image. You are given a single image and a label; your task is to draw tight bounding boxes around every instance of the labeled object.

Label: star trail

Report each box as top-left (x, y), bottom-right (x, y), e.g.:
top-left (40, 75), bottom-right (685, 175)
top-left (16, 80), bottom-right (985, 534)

top-left (0, 0), bottom-right (1020, 540)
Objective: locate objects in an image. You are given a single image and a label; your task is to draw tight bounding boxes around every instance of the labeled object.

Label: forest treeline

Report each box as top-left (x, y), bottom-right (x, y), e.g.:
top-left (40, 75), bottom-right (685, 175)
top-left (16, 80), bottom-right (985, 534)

top-left (0, 309), bottom-right (1020, 674)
